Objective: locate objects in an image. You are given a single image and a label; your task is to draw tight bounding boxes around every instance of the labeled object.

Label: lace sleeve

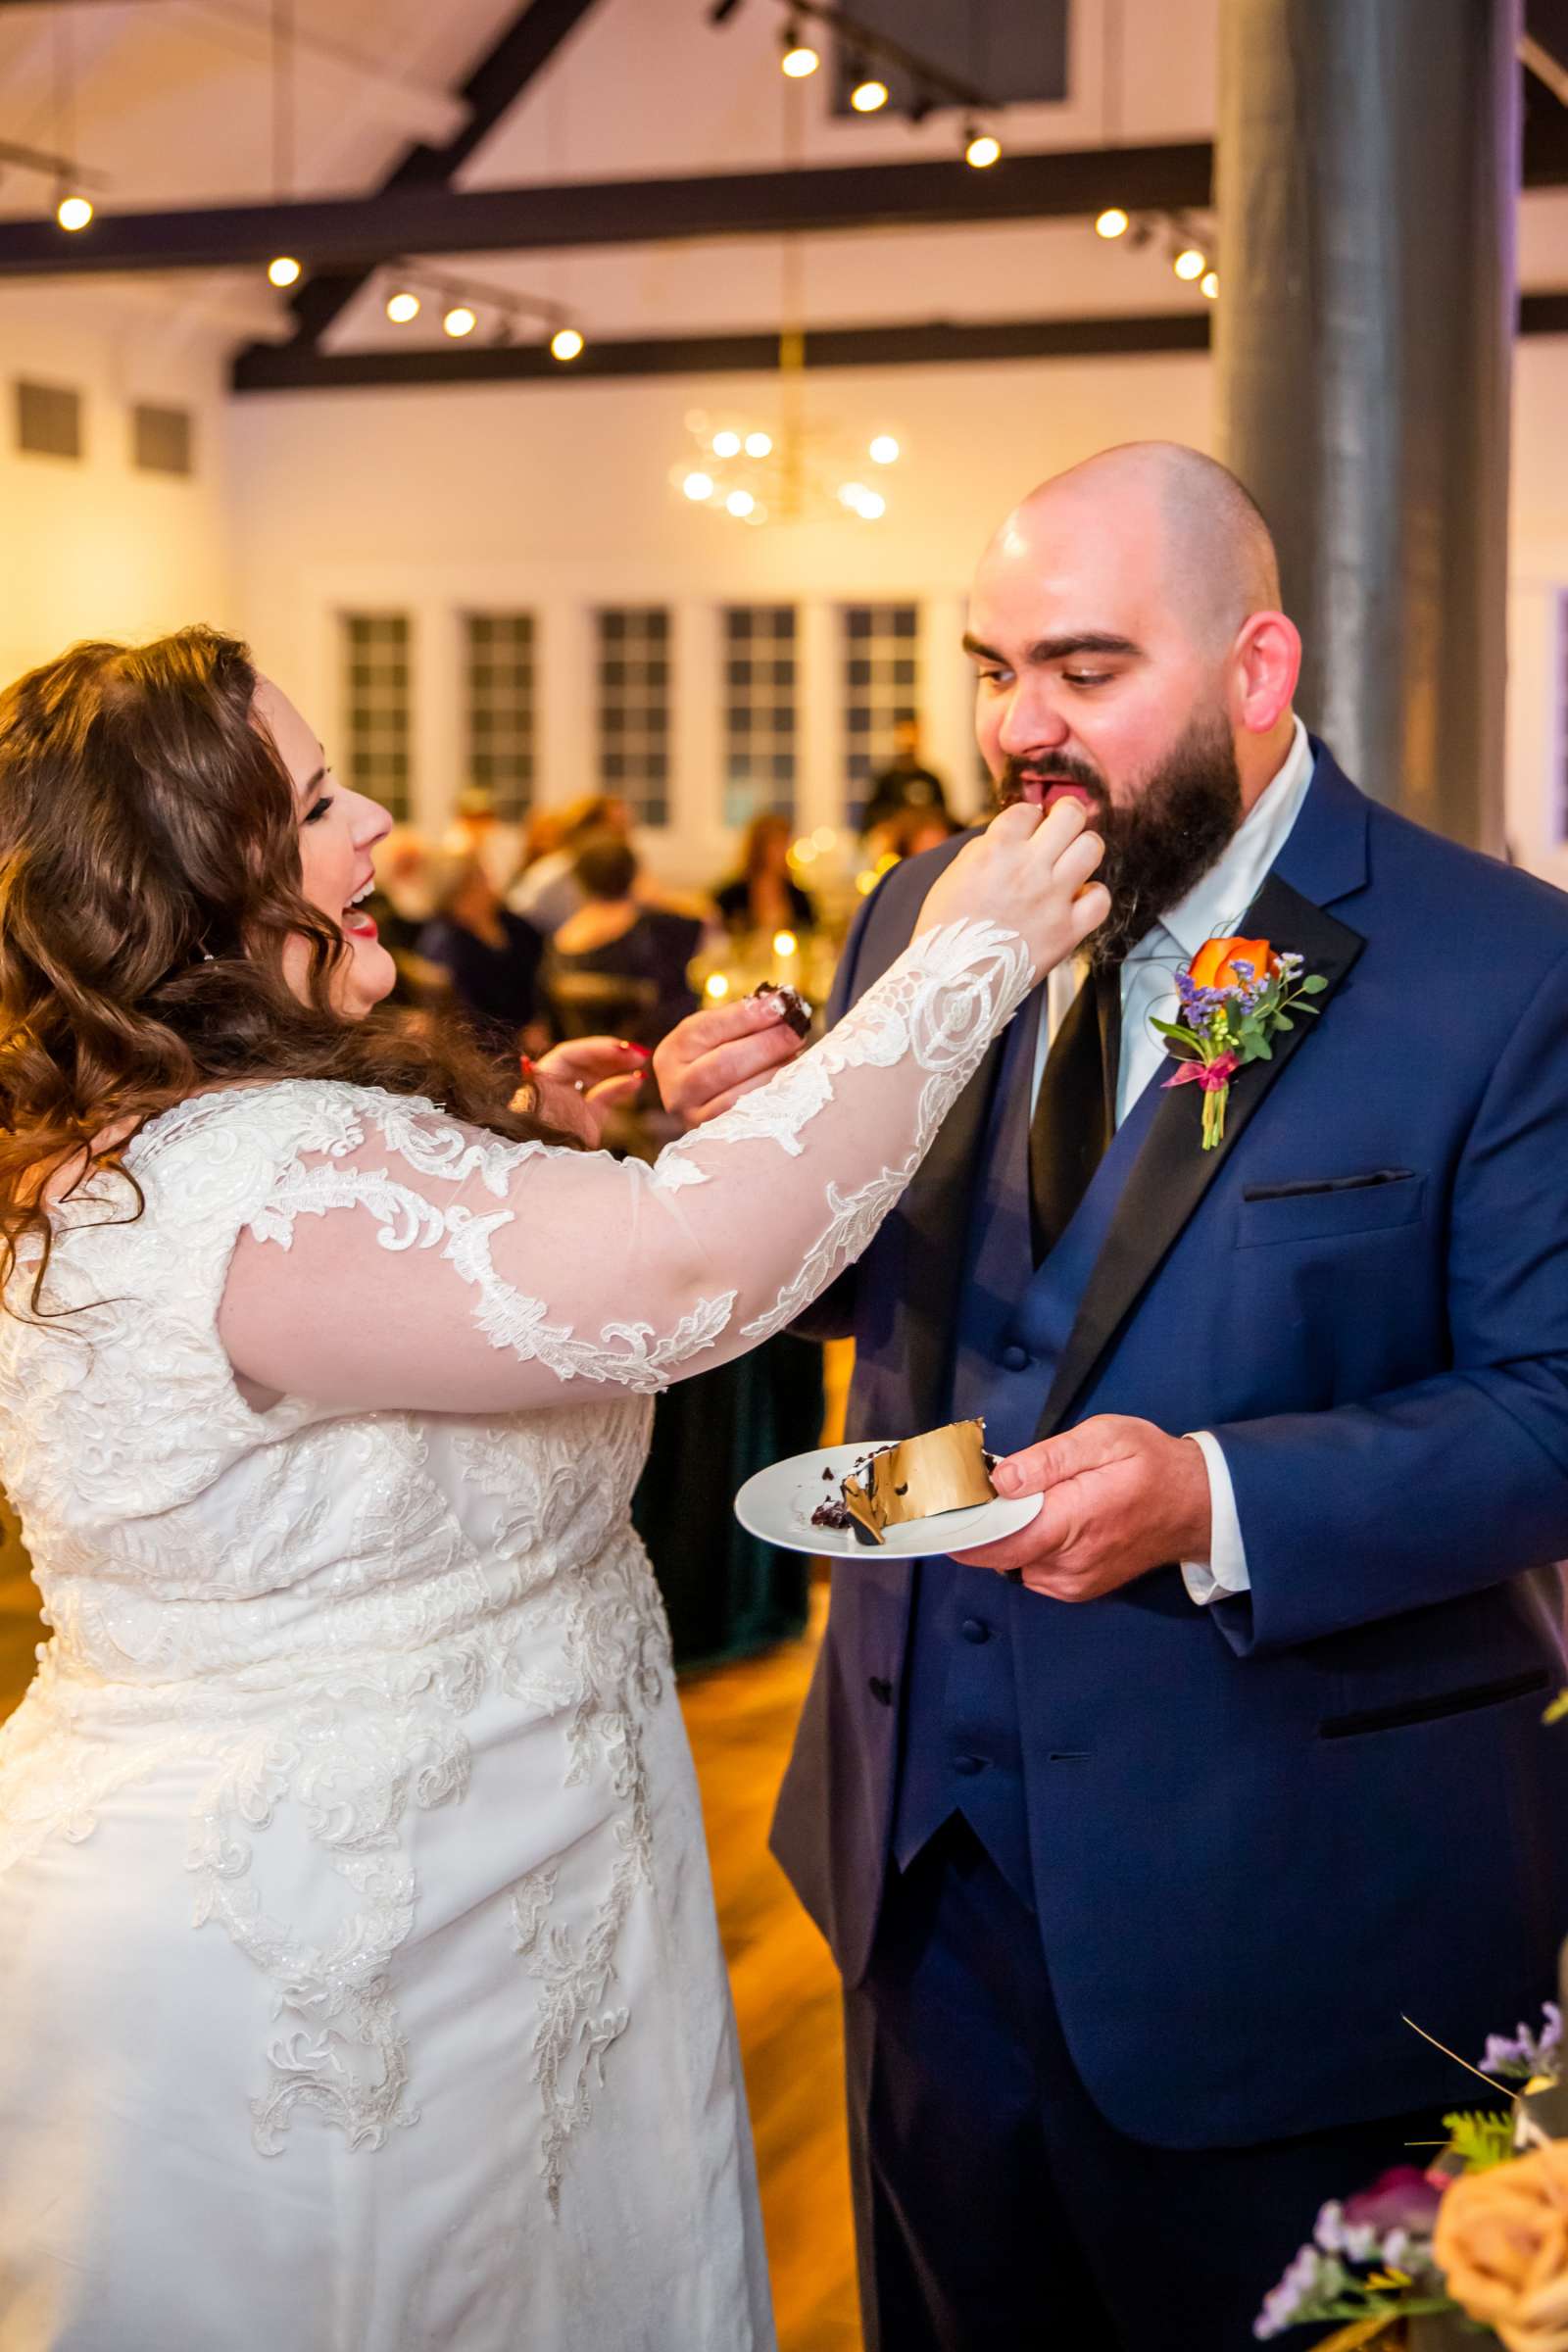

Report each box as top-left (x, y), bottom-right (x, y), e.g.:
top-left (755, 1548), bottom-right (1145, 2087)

top-left (219, 917), bottom-right (1032, 1413)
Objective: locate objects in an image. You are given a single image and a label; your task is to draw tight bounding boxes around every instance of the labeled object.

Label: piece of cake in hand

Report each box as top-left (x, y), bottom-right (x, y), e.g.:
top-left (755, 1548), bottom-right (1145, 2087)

top-left (750, 981), bottom-right (812, 1039)
top-left (841, 1419), bottom-right (996, 1546)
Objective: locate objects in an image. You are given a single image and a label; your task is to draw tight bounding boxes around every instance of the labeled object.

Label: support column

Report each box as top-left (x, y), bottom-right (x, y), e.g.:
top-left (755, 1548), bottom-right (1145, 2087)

top-left (1214, 0), bottom-right (1519, 850)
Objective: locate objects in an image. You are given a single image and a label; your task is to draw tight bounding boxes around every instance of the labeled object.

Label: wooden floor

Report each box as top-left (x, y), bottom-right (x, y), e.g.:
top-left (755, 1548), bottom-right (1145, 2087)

top-left (680, 1583), bottom-right (863, 2352)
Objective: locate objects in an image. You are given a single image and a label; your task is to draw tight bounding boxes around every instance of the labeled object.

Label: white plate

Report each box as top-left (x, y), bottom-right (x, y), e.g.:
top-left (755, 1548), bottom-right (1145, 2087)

top-left (734, 1440), bottom-right (1044, 1560)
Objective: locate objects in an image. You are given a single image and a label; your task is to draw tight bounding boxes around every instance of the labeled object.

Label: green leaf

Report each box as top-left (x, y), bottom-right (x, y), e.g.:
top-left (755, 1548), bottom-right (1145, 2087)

top-left (1443, 2108), bottom-right (1515, 2172)
top-left (1300, 973), bottom-right (1330, 994)
top-left (1273, 1014), bottom-right (1295, 1032)
top-left (1149, 1018), bottom-right (1200, 1047)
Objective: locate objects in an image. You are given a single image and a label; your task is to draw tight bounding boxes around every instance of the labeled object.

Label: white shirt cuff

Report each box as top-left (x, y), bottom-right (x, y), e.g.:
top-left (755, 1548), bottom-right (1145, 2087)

top-left (1179, 1432), bottom-right (1250, 1606)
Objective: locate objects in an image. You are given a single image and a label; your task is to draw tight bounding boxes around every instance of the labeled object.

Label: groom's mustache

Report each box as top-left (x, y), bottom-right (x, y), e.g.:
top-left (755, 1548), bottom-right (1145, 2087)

top-left (994, 753), bottom-right (1112, 822)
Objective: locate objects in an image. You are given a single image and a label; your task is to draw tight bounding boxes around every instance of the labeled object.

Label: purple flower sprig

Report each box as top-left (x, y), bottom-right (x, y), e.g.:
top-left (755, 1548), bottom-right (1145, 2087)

top-left (1253, 2168), bottom-right (1454, 2339)
top-left (1481, 2002), bottom-right (1562, 2083)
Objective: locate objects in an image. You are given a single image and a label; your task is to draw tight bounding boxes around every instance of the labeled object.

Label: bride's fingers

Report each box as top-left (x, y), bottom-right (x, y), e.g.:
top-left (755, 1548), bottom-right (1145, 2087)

top-left (1029, 794), bottom-right (1091, 859)
top-left (1050, 829), bottom-right (1106, 893)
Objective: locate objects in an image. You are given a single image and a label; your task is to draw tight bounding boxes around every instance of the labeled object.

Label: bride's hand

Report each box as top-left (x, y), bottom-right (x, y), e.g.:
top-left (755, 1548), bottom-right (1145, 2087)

top-left (515, 1036), bottom-right (649, 1147)
top-left (914, 798), bottom-right (1108, 977)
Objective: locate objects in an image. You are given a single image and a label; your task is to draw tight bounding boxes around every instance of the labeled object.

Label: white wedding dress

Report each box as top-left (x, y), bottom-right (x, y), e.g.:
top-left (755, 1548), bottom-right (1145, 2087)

top-left (0, 917), bottom-right (1031, 2351)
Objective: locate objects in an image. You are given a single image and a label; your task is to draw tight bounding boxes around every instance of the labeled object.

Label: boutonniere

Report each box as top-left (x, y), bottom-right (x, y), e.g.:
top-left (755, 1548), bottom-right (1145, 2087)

top-left (1152, 935), bottom-right (1329, 1151)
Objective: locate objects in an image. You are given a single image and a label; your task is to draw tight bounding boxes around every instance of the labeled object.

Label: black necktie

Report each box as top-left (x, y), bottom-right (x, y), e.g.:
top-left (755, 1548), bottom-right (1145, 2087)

top-left (1028, 964), bottom-right (1122, 1265)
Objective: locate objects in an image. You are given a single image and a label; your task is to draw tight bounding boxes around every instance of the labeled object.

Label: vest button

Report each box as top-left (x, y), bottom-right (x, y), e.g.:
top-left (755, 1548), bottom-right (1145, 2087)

top-left (960, 1617), bottom-right (991, 1644)
top-left (867, 1676), bottom-right (894, 1707)
top-left (1000, 1344), bottom-right (1030, 1372)
top-left (953, 1752), bottom-right (987, 1777)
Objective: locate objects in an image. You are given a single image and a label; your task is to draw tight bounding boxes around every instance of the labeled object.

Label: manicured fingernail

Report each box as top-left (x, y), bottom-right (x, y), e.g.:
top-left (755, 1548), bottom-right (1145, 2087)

top-left (518, 1054), bottom-right (536, 1078)
top-left (622, 1043), bottom-right (651, 1060)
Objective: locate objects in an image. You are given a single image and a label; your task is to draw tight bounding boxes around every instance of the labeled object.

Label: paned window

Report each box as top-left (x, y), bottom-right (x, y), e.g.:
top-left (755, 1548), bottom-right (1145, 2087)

top-left (722, 606), bottom-right (797, 828)
top-left (841, 602), bottom-right (920, 822)
top-left (341, 612), bottom-right (412, 821)
top-left (596, 608), bottom-right (670, 824)
top-left (465, 612), bottom-right (536, 821)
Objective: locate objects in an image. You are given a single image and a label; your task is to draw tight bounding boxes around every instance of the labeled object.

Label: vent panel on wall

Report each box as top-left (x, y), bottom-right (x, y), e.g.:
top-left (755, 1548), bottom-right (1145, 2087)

top-left (132, 403), bottom-right (194, 476)
top-left (15, 380), bottom-right (82, 461)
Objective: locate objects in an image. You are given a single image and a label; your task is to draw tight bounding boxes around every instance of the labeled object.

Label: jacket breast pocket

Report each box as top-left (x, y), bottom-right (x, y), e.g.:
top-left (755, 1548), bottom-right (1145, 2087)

top-left (1236, 1170), bottom-right (1425, 1249)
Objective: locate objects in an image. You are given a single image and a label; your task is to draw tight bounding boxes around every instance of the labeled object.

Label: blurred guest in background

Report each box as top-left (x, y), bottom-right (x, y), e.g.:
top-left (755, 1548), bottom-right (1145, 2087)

top-left (416, 849), bottom-right (544, 1055)
top-left (544, 833), bottom-right (702, 1054)
top-left (713, 810), bottom-right (816, 938)
top-left (860, 715), bottom-right (951, 837)
top-left (364, 825), bottom-right (446, 1009)
top-left (508, 793), bottom-right (631, 937)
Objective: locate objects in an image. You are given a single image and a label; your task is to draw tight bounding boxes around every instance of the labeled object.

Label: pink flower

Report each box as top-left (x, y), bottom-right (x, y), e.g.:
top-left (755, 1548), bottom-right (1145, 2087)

top-left (1343, 2167), bottom-right (1445, 2237)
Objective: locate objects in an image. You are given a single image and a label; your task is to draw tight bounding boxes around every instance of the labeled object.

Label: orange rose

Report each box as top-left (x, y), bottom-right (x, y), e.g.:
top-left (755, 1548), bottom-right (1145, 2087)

top-left (1189, 936), bottom-right (1276, 991)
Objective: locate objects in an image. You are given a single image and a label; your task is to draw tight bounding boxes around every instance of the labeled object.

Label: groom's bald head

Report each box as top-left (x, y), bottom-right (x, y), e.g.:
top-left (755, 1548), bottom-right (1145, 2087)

top-left (1000, 442), bottom-right (1282, 654)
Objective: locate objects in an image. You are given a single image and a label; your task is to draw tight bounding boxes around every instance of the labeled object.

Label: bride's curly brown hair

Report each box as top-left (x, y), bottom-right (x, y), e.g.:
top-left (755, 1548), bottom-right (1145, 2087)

top-left (0, 625), bottom-right (572, 1315)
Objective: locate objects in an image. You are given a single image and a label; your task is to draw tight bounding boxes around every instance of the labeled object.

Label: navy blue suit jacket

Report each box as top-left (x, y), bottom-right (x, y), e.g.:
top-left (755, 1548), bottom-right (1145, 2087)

top-left (770, 748), bottom-right (1568, 2147)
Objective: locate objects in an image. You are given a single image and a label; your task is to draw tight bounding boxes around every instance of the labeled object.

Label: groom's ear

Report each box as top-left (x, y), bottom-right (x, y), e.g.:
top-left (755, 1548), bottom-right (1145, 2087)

top-left (1231, 611), bottom-right (1300, 737)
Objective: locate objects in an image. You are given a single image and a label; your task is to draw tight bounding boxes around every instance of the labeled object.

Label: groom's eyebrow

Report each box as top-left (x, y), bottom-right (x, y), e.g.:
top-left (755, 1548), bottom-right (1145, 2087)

top-left (961, 630), bottom-right (1143, 665)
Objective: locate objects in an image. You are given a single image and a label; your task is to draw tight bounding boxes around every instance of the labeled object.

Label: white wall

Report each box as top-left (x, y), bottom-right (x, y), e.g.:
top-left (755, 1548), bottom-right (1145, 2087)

top-left (0, 286), bottom-right (236, 689)
top-left (226, 338), bottom-right (1568, 889)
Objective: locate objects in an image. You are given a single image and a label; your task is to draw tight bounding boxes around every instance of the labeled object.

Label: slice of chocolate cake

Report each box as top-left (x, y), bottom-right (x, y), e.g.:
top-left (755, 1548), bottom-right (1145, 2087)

top-left (839, 1420), bottom-right (996, 1546)
top-left (751, 981), bottom-right (812, 1039)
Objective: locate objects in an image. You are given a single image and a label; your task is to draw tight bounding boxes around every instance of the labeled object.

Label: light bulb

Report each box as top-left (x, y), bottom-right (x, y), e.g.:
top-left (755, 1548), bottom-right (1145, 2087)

top-left (791, 839), bottom-right (815, 863)
top-left (1200, 269), bottom-right (1220, 301)
top-left (1173, 247), bottom-right (1205, 281)
top-left (443, 305), bottom-right (477, 338)
top-left (268, 255), bottom-right (301, 288)
top-left (965, 130), bottom-right (1002, 170)
top-left (744, 430), bottom-right (772, 457)
top-left (772, 930), bottom-right (798, 957)
top-left (385, 290), bottom-right (420, 323)
top-left (868, 434), bottom-right (900, 465)
top-left (56, 193), bottom-right (93, 232)
top-left (705, 973), bottom-right (730, 1000)
top-left (781, 41), bottom-right (819, 77)
top-left (838, 480), bottom-right (869, 509)
top-left (711, 429), bottom-right (742, 458)
top-left (1096, 207), bottom-right (1129, 240)
top-left (855, 489), bottom-right (886, 519)
top-left (551, 326), bottom-right (584, 361)
top-left (812, 826), bottom-right (836, 850)
top-left (852, 78), bottom-right (889, 112)
top-left (683, 471), bottom-right (714, 502)
top-left (725, 489), bottom-right (756, 518)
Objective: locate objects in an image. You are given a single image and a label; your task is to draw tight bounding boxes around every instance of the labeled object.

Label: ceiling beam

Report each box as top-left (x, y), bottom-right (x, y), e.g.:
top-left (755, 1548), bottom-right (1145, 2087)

top-left (0, 144), bottom-right (1218, 280)
top-left (280, 0), bottom-right (603, 351)
top-left (233, 313), bottom-right (1210, 392)
top-left (229, 292), bottom-right (1568, 394)
top-left (9, 95), bottom-right (1568, 287)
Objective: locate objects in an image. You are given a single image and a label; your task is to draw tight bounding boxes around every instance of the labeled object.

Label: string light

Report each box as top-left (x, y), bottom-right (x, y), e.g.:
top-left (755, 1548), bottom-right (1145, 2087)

top-left (56, 192), bottom-right (93, 232)
top-left (725, 489), bottom-right (757, 517)
top-left (868, 434), bottom-right (900, 465)
top-left (1173, 246), bottom-right (1206, 281)
top-left (1096, 207), bottom-right (1129, 239)
top-left (683, 471), bottom-right (714, 501)
top-left (385, 289), bottom-right (420, 323)
top-left (772, 930), bottom-right (798, 957)
top-left (780, 22), bottom-right (818, 76)
top-left (964, 128), bottom-right (1002, 170)
top-left (443, 304), bottom-right (477, 338)
top-left (268, 255), bottom-right (301, 288)
top-left (711, 429), bottom-right (742, 458)
top-left (851, 77), bottom-right (889, 112)
top-left (744, 430), bottom-right (773, 457)
top-left (550, 326), bottom-right (584, 361)
top-left (1200, 269), bottom-right (1220, 301)
top-left (705, 973), bottom-right (731, 1000)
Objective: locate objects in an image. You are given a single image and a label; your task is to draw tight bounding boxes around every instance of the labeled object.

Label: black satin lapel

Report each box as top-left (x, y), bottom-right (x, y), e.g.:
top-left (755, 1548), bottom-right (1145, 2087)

top-left (1035, 877), bottom-right (1366, 1442)
top-left (898, 1012), bottom-right (1021, 1429)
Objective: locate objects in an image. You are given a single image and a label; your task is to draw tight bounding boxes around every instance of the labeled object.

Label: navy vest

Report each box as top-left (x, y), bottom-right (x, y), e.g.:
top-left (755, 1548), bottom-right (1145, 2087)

top-left (891, 989), bottom-right (1168, 1905)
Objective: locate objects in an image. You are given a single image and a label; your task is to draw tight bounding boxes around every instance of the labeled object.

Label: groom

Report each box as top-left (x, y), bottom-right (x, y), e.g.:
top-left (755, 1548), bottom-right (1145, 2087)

top-left (660, 441), bottom-right (1568, 2348)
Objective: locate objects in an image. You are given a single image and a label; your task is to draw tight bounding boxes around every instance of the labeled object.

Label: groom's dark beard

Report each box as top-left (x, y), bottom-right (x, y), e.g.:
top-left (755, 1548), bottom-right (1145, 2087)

top-left (994, 710), bottom-right (1244, 969)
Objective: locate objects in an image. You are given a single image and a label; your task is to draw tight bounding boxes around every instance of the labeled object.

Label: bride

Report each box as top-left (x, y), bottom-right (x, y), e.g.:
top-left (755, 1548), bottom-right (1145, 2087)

top-left (0, 628), bottom-right (1104, 2350)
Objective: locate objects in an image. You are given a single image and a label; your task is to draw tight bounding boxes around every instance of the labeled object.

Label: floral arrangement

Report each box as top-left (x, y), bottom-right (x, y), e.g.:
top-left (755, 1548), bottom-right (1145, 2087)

top-left (1256, 2008), bottom-right (1568, 2347)
top-left (1154, 935), bottom-right (1329, 1151)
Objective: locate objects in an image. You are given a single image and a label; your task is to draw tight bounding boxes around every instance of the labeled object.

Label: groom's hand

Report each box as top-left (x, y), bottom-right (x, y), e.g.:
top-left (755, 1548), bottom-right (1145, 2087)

top-left (951, 1417), bottom-right (1212, 1599)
